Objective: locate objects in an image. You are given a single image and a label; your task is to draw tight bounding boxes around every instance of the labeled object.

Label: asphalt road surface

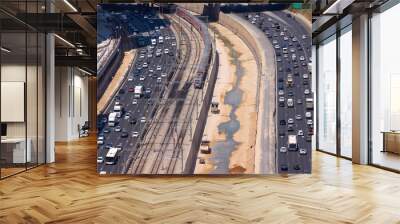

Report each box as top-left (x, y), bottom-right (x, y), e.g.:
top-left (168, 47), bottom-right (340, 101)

top-left (243, 11), bottom-right (313, 173)
top-left (97, 6), bottom-right (178, 174)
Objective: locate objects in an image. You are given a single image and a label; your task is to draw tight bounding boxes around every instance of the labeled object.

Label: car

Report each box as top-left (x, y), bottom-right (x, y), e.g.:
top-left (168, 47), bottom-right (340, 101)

top-left (139, 76), bottom-right (145, 81)
top-left (287, 98), bottom-right (294, 107)
top-left (139, 54), bottom-right (145, 59)
top-left (292, 37), bottom-right (298, 42)
top-left (272, 39), bottom-right (278, 44)
top-left (295, 114), bottom-right (302, 120)
top-left (124, 113), bottom-right (130, 119)
top-left (165, 35), bottom-right (170, 40)
top-left (280, 120), bottom-right (286, 125)
top-left (302, 34), bottom-right (307, 39)
top-left (303, 73), bottom-right (309, 79)
top-left (277, 57), bottom-right (282, 62)
top-left (307, 120), bottom-right (313, 125)
top-left (118, 88), bottom-right (125, 94)
top-left (156, 66), bottom-right (162, 71)
top-left (280, 165), bottom-right (288, 171)
top-left (140, 117), bottom-right (146, 123)
top-left (280, 147), bottom-right (287, 153)
top-left (287, 124), bottom-right (294, 131)
top-left (278, 90), bottom-right (284, 96)
top-left (128, 87), bottom-right (135, 92)
top-left (148, 53), bottom-right (152, 58)
top-left (157, 77), bottom-right (162, 83)
top-left (161, 72), bottom-right (167, 78)
top-left (279, 96), bottom-right (285, 107)
top-left (298, 130), bottom-right (304, 136)
top-left (299, 56), bottom-right (305, 61)
top-left (280, 31), bottom-right (285, 36)
top-left (115, 126), bottom-right (122, 132)
top-left (128, 76), bottom-right (134, 81)
top-left (130, 118), bottom-right (137, 125)
top-left (287, 90), bottom-right (294, 97)
top-left (121, 131), bottom-right (128, 138)
top-left (297, 99), bottom-right (302, 104)
top-left (283, 36), bottom-right (288, 41)
top-left (274, 45), bottom-right (280, 49)
top-left (172, 42), bottom-right (176, 46)
top-left (149, 69), bottom-right (154, 73)
top-left (288, 118), bottom-right (294, 124)
top-left (132, 99), bottom-right (138, 105)
top-left (299, 148), bottom-right (307, 155)
top-left (304, 89), bottom-right (310, 95)
top-left (164, 49), bottom-right (169, 54)
top-left (305, 112), bottom-right (312, 118)
top-left (103, 128), bottom-right (110, 133)
top-left (282, 48), bottom-right (288, 53)
top-left (99, 171), bottom-right (107, 175)
top-left (132, 131), bottom-right (139, 138)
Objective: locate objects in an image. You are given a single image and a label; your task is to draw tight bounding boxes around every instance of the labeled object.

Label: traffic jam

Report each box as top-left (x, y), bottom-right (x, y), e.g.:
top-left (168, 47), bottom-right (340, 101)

top-left (97, 7), bottom-right (178, 174)
top-left (245, 12), bottom-right (314, 173)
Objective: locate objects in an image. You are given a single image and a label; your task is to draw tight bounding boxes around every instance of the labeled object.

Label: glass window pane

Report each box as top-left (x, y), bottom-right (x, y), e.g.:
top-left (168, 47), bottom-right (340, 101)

top-left (371, 4), bottom-right (400, 171)
top-left (318, 36), bottom-right (337, 154)
top-left (339, 27), bottom-right (352, 158)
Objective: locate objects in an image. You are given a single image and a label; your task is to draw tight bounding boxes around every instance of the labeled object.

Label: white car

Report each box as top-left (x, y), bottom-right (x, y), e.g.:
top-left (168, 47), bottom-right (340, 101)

top-left (302, 34), bottom-right (307, 39)
top-left (128, 76), bottom-right (134, 81)
top-left (278, 90), bottom-right (284, 96)
top-left (172, 42), bottom-right (176, 46)
top-left (157, 77), bottom-right (162, 83)
top-left (275, 45), bottom-right (280, 49)
top-left (147, 53), bottom-right (152, 58)
top-left (99, 171), bottom-right (107, 175)
top-left (97, 156), bottom-right (104, 164)
top-left (283, 36), bottom-right (288, 41)
top-left (304, 89), bottom-right (310, 95)
top-left (292, 37), bottom-right (298, 42)
top-left (295, 114), bottom-right (302, 120)
top-left (132, 99), bottom-right (138, 105)
top-left (140, 117), bottom-right (146, 123)
top-left (139, 76), bottom-right (145, 81)
top-left (156, 66), bottom-right (161, 71)
top-left (287, 98), bottom-right (294, 107)
top-left (305, 112), bottom-right (312, 118)
top-left (161, 72), bottom-right (167, 77)
top-left (149, 69), bottom-right (154, 73)
top-left (280, 147), bottom-right (287, 153)
top-left (115, 126), bottom-right (122, 132)
top-left (298, 130), bottom-right (304, 136)
top-left (288, 118), bottom-right (294, 124)
top-left (143, 62), bottom-right (148, 68)
top-left (299, 56), bottom-right (305, 61)
top-left (164, 49), bottom-right (169, 54)
top-left (299, 148), bottom-right (307, 155)
top-left (165, 35), bottom-right (170, 40)
top-left (139, 54), bottom-right (145, 59)
top-left (132, 131), bottom-right (139, 138)
top-left (272, 39), bottom-right (278, 44)
top-left (303, 73), bottom-right (309, 79)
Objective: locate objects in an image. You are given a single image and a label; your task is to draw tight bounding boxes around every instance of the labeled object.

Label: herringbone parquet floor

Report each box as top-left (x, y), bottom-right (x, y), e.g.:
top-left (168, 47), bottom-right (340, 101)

top-left (1, 136), bottom-right (400, 224)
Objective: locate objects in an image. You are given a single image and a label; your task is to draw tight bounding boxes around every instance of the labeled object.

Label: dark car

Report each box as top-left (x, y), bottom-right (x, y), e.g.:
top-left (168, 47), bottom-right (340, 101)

top-left (128, 87), bottom-right (135, 92)
top-left (280, 120), bottom-right (286, 125)
top-left (121, 131), bottom-right (129, 138)
top-left (130, 118), bottom-right (137, 125)
top-left (118, 88), bottom-right (125, 94)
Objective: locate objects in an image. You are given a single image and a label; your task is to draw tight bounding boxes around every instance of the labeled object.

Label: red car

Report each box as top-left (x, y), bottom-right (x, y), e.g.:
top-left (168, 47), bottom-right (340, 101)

top-left (128, 87), bottom-right (135, 92)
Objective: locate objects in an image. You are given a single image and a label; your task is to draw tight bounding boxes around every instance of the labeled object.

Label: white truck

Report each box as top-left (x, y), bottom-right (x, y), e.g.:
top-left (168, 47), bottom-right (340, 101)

top-left (134, 85), bottom-right (144, 98)
top-left (113, 105), bottom-right (122, 118)
top-left (288, 135), bottom-right (298, 150)
top-left (105, 147), bottom-right (119, 165)
top-left (108, 112), bottom-right (117, 127)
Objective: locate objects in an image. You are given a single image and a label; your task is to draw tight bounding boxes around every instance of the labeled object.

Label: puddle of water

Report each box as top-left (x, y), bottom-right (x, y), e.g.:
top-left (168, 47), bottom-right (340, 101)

top-left (210, 47), bottom-right (245, 174)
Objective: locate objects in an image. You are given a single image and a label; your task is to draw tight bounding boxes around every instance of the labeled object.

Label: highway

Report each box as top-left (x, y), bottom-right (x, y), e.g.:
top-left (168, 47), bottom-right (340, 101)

top-left (242, 11), bottom-right (313, 173)
top-left (97, 6), bottom-right (178, 174)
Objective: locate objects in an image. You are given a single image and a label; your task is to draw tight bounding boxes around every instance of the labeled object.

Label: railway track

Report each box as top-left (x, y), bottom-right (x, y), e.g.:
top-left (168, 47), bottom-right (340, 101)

top-left (129, 15), bottom-right (196, 174)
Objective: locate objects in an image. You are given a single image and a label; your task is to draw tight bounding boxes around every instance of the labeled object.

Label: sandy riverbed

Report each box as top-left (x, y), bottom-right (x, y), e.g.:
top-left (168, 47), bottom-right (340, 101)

top-left (195, 23), bottom-right (258, 174)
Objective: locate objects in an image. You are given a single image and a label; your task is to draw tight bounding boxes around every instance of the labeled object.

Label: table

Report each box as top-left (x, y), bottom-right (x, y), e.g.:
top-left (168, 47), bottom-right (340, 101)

top-left (382, 131), bottom-right (400, 154)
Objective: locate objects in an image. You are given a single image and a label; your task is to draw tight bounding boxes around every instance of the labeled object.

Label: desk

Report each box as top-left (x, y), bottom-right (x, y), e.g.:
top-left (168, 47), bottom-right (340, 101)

top-left (382, 131), bottom-right (400, 154)
top-left (1, 138), bottom-right (31, 163)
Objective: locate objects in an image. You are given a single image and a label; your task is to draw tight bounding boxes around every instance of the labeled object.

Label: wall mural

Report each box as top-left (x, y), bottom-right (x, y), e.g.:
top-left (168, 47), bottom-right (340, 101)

top-left (97, 3), bottom-right (312, 175)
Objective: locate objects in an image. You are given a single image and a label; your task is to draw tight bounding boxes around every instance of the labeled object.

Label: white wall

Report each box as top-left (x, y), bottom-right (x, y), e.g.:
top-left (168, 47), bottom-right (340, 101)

top-left (54, 67), bottom-right (89, 141)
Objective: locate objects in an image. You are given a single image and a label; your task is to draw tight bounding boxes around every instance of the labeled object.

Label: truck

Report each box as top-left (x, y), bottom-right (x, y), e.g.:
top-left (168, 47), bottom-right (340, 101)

top-left (200, 136), bottom-right (211, 154)
top-left (113, 105), bottom-right (122, 118)
top-left (288, 135), bottom-right (298, 151)
top-left (108, 112), bottom-right (117, 127)
top-left (134, 85), bottom-right (144, 98)
top-left (105, 147), bottom-right (119, 165)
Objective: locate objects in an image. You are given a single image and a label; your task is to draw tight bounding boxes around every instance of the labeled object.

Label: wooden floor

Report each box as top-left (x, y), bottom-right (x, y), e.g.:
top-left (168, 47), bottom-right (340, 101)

top-left (1, 136), bottom-right (400, 224)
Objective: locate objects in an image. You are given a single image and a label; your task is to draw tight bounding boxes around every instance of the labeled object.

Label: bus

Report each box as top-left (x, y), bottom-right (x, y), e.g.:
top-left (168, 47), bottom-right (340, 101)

top-left (105, 147), bottom-right (119, 165)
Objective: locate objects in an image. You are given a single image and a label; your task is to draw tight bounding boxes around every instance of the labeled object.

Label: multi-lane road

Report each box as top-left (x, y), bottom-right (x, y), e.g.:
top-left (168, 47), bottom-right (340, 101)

top-left (97, 6), bottom-right (178, 174)
top-left (243, 11), bottom-right (313, 173)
